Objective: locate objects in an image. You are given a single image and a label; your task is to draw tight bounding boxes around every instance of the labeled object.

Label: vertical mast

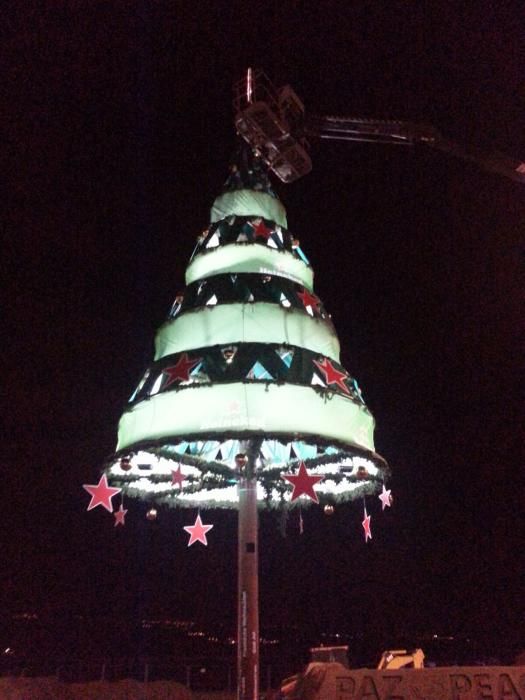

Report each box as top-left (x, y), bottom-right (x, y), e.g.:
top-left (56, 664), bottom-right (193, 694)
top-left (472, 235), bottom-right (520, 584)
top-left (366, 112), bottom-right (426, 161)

top-left (237, 440), bottom-right (261, 700)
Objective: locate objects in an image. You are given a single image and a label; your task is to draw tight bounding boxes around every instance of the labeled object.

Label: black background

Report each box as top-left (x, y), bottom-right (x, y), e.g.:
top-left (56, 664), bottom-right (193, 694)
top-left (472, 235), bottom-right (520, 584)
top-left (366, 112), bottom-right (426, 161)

top-left (4, 1), bottom-right (525, 658)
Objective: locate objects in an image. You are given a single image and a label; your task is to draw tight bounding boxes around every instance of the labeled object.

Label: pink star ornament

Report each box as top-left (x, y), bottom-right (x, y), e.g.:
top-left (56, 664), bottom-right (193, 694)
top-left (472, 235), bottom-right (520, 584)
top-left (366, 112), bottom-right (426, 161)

top-left (171, 466), bottom-right (186, 488)
top-left (113, 504), bottom-right (128, 527)
top-left (83, 474), bottom-right (121, 513)
top-left (378, 484), bottom-right (392, 511)
top-left (184, 514), bottom-right (214, 546)
top-left (362, 507), bottom-right (372, 542)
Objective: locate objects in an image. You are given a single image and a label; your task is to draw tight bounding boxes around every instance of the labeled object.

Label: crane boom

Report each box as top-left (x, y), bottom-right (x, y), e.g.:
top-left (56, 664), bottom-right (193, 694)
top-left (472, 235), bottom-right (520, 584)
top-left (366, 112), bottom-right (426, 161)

top-left (310, 115), bottom-right (439, 146)
top-left (310, 115), bottom-right (525, 185)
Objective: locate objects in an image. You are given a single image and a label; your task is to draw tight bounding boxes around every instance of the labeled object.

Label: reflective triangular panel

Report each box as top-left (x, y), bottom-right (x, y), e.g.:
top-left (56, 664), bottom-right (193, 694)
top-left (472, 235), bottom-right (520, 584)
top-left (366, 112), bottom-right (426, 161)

top-left (129, 369), bottom-right (150, 402)
top-left (247, 361), bottom-right (274, 380)
top-left (279, 292), bottom-right (292, 308)
top-left (206, 232), bottom-right (220, 248)
top-left (311, 373), bottom-right (327, 387)
top-left (150, 374), bottom-right (164, 395)
top-left (292, 442), bottom-right (318, 460)
top-left (275, 347), bottom-right (294, 368)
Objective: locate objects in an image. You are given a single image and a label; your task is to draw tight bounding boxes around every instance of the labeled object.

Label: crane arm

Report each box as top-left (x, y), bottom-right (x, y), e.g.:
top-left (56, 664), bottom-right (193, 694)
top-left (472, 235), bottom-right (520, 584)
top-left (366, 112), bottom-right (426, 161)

top-left (309, 115), bottom-right (525, 185)
top-left (429, 134), bottom-right (525, 185)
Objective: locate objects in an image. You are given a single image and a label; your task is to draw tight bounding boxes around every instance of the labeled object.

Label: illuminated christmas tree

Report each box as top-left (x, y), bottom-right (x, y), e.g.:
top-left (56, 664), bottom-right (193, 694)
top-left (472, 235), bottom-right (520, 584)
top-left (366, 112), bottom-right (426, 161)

top-left (84, 143), bottom-right (389, 700)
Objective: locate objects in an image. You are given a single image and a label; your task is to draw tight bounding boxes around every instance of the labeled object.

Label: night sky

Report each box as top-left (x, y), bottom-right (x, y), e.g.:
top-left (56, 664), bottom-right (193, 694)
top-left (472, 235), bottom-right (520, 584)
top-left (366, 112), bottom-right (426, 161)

top-left (4, 2), bottom-right (525, 654)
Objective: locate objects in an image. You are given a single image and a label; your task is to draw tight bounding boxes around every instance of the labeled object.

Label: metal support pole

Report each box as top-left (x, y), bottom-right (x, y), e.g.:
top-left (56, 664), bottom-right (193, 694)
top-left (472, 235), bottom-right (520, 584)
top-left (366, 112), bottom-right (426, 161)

top-left (237, 440), bottom-right (261, 700)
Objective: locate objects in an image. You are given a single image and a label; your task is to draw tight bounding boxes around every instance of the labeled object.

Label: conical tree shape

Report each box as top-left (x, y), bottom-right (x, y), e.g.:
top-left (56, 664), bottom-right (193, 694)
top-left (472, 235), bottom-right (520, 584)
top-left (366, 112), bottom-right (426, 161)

top-left (105, 145), bottom-right (388, 507)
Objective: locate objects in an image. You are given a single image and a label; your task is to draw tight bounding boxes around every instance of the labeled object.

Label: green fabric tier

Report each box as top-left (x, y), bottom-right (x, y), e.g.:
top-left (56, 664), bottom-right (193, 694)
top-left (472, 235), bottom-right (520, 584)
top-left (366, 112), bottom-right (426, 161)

top-left (106, 157), bottom-right (387, 509)
top-left (211, 190), bottom-right (287, 229)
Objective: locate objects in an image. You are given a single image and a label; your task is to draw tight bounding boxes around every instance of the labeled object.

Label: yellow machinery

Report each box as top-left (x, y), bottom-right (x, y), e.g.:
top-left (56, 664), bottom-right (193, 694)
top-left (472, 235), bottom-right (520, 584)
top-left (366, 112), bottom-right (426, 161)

top-left (377, 648), bottom-right (425, 669)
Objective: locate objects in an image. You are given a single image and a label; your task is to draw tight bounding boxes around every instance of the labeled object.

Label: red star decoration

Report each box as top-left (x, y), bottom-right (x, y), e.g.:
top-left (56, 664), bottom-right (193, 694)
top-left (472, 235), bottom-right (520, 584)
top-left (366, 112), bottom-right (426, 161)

top-left (378, 484), bottom-right (392, 511)
top-left (313, 357), bottom-right (351, 395)
top-left (162, 353), bottom-right (201, 389)
top-left (282, 462), bottom-right (323, 503)
top-left (83, 474), bottom-right (121, 513)
top-left (362, 507), bottom-right (372, 542)
top-left (113, 504), bottom-right (128, 527)
top-left (184, 514), bottom-right (214, 546)
top-left (297, 288), bottom-right (320, 311)
top-left (171, 466), bottom-right (185, 488)
top-left (251, 218), bottom-right (273, 241)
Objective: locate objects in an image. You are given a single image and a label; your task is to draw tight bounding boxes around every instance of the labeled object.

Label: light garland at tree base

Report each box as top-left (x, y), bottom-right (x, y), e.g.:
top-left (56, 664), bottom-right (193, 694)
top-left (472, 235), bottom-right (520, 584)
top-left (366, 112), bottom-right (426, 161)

top-left (83, 463), bottom-right (393, 543)
top-left (103, 431), bottom-right (389, 510)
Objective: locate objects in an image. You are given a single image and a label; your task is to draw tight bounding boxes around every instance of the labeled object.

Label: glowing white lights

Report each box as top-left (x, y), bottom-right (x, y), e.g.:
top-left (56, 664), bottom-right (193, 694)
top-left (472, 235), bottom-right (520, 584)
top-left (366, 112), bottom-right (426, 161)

top-left (107, 435), bottom-right (383, 509)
